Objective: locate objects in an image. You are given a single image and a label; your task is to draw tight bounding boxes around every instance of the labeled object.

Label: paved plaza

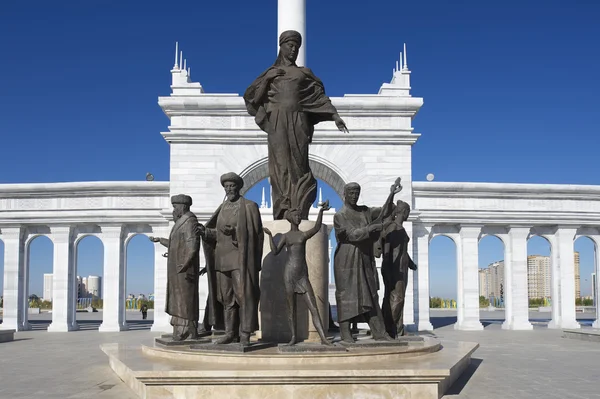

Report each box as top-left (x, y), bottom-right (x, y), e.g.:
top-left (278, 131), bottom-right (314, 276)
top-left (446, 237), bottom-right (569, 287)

top-left (0, 309), bottom-right (599, 398)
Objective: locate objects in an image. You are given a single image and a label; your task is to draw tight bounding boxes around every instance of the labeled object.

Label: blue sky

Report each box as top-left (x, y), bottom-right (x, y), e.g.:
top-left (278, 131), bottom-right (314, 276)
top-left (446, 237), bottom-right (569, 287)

top-left (0, 0), bottom-right (598, 300)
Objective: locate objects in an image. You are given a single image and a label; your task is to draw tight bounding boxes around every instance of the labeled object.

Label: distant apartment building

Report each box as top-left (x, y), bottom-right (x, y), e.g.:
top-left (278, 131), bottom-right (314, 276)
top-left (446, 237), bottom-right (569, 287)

top-left (527, 252), bottom-right (580, 299)
top-left (43, 273), bottom-right (53, 301)
top-left (592, 273), bottom-right (597, 307)
top-left (574, 251), bottom-right (580, 298)
top-left (478, 261), bottom-right (504, 301)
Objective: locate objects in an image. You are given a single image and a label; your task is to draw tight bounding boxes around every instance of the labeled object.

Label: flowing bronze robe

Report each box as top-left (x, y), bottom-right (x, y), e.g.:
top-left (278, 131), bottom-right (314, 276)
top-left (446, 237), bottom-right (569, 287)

top-left (381, 219), bottom-right (417, 336)
top-left (202, 197), bottom-right (264, 333)
top-left (244, 65), bottom-right (339, 220)
top-left (164, 211), bottom-right (200, 323)
top-left (333, 205), bottom-right (384, 323)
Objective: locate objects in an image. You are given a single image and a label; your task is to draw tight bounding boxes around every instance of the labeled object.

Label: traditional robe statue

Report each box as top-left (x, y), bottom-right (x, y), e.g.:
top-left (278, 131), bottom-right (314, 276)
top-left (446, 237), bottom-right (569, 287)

top-left (200, 173), bottom-right (264, 345)
top-left (380, 200), bottom-right (417, 338)
top-left (333, 181), bottom-right (400, 343)
top-left (150, 194), bottom-right (200, 341)
top-left (244, 30), bottom-right (348, 220)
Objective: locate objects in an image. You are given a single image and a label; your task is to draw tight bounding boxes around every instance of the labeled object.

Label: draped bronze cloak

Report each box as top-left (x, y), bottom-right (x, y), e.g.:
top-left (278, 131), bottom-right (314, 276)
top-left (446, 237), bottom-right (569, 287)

top-left (244, 65), bottom-right (339, 220)
top-left (165, 211), bottom-right (200, 322)
top-left (201, 198), bottom-right (264, 332)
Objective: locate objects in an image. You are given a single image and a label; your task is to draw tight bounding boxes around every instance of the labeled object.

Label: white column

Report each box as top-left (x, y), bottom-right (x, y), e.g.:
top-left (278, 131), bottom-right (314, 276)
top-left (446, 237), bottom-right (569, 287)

top-left (555, 227), bottom-right (579, 329)
top-left (99, 225), bottom-right (128, 332)
top-left (413, 223), bottom-right (433, 331)
top-left (48, 226), bottom-right (78, 332)
top-left (277, 0), bottom-right (306, 66)
top-left (547, 233), bottom-right (561, 328)
top-left (151, 226), bottom-right (171, 332)
top-left (1, 227), bottom-right (28, 331)
top-left (455, 225), bottom-right (484, 330)
top-left (592, 234), bottom-right (600, 328)
top-left (502, 227), bottom-right (533, 330)
top-left (404, 221), bottom-right (415, 330)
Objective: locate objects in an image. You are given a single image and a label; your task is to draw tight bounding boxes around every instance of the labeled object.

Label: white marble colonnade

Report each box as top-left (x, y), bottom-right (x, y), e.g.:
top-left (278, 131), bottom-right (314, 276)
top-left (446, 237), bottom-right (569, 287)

top-left (1, 223), bottom-right (169, 332)
top-left (412, 223), bottom-right (600, 331)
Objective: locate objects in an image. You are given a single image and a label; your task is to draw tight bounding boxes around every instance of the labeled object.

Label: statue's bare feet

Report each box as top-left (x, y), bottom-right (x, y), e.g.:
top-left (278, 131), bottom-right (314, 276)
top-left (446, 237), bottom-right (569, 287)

top-left (288, 335), bottom-right (297, 346)
top-left (321, 338), bottom-right (334, 346)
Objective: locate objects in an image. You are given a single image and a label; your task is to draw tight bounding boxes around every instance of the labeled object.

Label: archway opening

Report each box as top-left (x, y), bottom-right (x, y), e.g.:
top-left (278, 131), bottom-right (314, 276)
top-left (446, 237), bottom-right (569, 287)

top-left (574, 236), bottom-right (595, 326)
top-left (75, 235), bottom-right (104, 330)
top-left (478, 234), bottom-right (506, 326)
top-left (428, 235), bottom-right (457, 329)
top-left (125, 234), bottom-right (155, 329)
top-left (27, 235), bottom-right (53, 330)
top-left (527, 235), bottom-right (552, 324)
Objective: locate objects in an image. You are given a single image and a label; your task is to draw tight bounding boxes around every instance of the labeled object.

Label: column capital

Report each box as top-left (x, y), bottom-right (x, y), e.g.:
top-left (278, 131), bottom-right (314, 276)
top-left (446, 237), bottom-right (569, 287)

top-left (49, 226), bottom-right (74, 243)
top-left (459, 224), bottom-right (482, 239)
top-left (0, 226), bottom-right (25, 240)
top-left (152, 224), bottom-right (171, 237)
top-left (100, 225), bottom-right (125, 240)
top-left (555, 227), bottom-right (578, 241)
top-left (413, 222), bottom-right (432, 238)
top-left (507, 226), bottom-right (532, 239)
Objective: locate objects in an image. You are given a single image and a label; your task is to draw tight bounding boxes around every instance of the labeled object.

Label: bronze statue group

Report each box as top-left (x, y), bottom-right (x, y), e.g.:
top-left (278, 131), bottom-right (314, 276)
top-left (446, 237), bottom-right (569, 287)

top-left (149, 30), bottom-right (416, 347)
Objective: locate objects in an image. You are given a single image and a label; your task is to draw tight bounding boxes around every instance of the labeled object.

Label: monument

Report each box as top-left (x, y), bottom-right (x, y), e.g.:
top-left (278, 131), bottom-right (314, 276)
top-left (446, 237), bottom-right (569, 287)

top-left (333, 180), bottom-right (401, 343)
top-left (263, 199), bottom-right (333, 347)
top-left (148, 194), bottom-right (201, 342)
top-left (380, 199), bottom-right (418, 338)
top-left (101, 1), bottom-right (479, 397)
top-left (198, 172), bottom-right (264, 347)
top-left (244, 30), bottom-right (349, 220)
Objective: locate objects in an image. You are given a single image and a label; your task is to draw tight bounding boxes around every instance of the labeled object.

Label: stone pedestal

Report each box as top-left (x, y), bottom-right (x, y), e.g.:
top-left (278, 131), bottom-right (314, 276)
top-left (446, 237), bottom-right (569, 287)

top-left (259, 220), bottom-right (329, 343)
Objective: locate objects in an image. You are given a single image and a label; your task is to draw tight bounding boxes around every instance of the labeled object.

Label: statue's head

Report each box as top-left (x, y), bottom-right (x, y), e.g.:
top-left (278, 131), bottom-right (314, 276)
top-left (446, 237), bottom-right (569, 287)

top-left (171, 194), bottom-right (192, 221)
top-left (394, 200), bottom-right (411, 222)
top-left (220, 172), bottom-right (244, 202)
top-left (343, 182), bottom-right (361, 206)
top-left (278, 30), bottom-right (302, 64)
top-left (284, 208), bottom-right (302, 226)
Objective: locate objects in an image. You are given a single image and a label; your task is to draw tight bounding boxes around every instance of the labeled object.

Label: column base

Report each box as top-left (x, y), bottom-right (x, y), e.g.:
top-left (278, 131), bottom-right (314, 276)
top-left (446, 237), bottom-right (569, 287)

top-left (547, 319), bottom-right (562, 329)
top-left (454, 320), bottom-right (484, 331)
top-left (592, 319), bottom-right (600, 329)
top-left (501, 319), bottom-right (533, 330)
top-left (48, 322), bottom-right (79, 332)
top-left (417, 321), bottom-right (434, 332)
top-left (99, 323), bottom-right (129, 332)
top-left (0, 321), bottom-right (31, 331)
top-left (559, 320), bottom-right (581, 330)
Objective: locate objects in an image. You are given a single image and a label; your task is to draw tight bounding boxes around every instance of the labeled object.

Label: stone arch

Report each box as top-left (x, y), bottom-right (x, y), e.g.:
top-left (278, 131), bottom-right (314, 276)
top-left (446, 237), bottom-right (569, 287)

top-left (428, 225), bottom-right (459, 245)
top-left (238, 156), bottom-right (347, 197)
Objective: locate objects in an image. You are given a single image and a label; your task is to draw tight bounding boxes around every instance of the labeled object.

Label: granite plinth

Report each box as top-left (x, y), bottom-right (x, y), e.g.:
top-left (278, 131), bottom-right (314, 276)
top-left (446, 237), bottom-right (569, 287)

top-left (260, 220), bottom-right (329, 343)
top-left (160, 330), bottom-right (213, 339)
top-left (190, 341), bottom-right (275, 353)
top-left (155, 336), bottom-right (212, 347)
top-left (339, 338), bottom-right (409, 348)
top-left (277, 342), bottom-right (348, 353)
top-left (563, 328), bottom-right (600, 343)
top-left (101, 337), bottom-right (478, 399)
top-left (0, 329), bottom-right (16, 343)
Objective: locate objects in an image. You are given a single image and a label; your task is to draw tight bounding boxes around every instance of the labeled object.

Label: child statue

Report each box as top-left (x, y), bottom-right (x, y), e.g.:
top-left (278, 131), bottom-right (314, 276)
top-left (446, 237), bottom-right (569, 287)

top-left (263, 200), bottom-right (333, 346)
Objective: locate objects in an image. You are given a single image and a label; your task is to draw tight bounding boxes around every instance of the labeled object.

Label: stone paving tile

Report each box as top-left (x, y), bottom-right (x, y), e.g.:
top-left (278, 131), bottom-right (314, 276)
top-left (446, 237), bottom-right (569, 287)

top-left (1, 310), bottom-right (599, 398)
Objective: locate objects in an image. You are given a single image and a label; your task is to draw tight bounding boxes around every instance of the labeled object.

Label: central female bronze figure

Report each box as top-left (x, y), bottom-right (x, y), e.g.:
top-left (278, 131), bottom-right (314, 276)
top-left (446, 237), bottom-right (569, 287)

top-left (244, 30), bottom-right (348, 221)
top-left (263, 200), bottom-right (333, 346)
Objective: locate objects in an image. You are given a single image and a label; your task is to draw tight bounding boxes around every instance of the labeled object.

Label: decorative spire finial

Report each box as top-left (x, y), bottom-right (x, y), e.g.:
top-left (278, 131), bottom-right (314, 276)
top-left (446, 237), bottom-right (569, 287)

top-left (179, 51), bottom-right (183, 70)
top-left (403, 43), bottom-right (408, 70)
top-left (174, 42), bottom-right (179, 69)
